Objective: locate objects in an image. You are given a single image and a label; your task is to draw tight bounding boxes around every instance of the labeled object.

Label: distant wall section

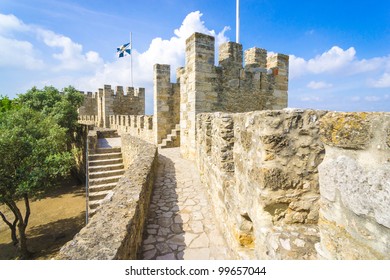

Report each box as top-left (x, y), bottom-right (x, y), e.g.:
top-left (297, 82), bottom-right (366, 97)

top-left (78, 85), bottom-right (145, 128)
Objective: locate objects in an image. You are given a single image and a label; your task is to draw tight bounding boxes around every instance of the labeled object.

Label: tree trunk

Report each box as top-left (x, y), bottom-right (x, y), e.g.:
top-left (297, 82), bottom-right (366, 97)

top-left (0, 210), bottom-right (19, 245)
top-left (9, 199), bottom-right (31, 259)
top-left (17, 222), bottom-right (30, 259)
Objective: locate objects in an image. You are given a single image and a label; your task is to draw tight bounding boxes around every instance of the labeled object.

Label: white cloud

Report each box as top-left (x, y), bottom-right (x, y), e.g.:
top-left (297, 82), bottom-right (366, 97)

top-left (370, 73), bottom-right (390, 88)
top-left (290, 46), bottom-right (356, 78)
top-left (0, 13), bottom-right (103, 73)
top-left (0, 14), bottom-right (44, 69)
top-left (0, 14), bottom-right (29, 34)
top-left (0, 36), bottom-right (44, 69)
top-left (36, 29), bottom-right (103, 71)
top-left (307, 81), bottom-right (333, 90)
top-left (300, 96), bottom-right (321, 102)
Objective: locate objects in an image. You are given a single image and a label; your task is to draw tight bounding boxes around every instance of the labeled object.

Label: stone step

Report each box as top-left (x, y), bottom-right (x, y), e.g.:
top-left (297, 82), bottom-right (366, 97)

top-left (89, 182), bottom-right (118, 192)
top-left (89, 200), bottom-right (101, 210)
top-left (88, 163), bottom-right (124, 172)
top-left (88, 152), bottom-right (123, 161)
top-left (167, 134), bottom-right (177, 142)
top-left (95, 147), bottom-right (121, 154)
top-left (88, 190), bottom-right (111, 201)
top-left (89, 158), bottom-right (123, 167)
top-left (89, 169), bottom-right (124, 179)
top-left (89, 208), bottom-right (98, 217)
top-left (159, 124), bottom-right (181, 149)
top-left (89, 175), bottom-right (123, 186)
top-left (97, 130), bottom-right (119, 138)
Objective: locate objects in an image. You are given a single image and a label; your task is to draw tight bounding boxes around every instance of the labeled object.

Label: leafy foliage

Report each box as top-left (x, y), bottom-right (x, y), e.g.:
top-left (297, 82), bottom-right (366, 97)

top-left (0, 107), bottom-right (74, 202)
top-left (0, 86), bottom-right (84, 258)
top-left (17, 86), bottom-right (84, 140)
top-left (0, 95), bottom-right (19, 113)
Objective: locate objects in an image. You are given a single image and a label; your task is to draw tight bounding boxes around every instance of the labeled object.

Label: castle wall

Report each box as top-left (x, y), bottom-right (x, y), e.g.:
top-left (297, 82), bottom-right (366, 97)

top-left (196, 109), bottom-right (326, 259)
top-left (179, 33), bottom-right (217, 159)
top-left (153, 64), bottom-right (180, 144)
top-left (179, 32), bottom-right (289, 159)
top-left (78, 84), bottom-right (145, 128)
top-left (317, 112), bottom-right (390, 259)
top-left (109, 114), bottom-right (154, 144)
top-left (78, 92), bottom-right (98, 116)
top-left (58, 136), bottom-right (157, 260)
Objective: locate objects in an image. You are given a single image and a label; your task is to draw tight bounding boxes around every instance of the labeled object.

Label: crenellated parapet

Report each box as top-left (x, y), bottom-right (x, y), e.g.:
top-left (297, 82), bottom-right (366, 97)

top-left (176, 32), bottom-right (289, 159)
top-left (78, 84), bottom-right (145, 128)
top-left (109, 114), bottom-right (154, 144)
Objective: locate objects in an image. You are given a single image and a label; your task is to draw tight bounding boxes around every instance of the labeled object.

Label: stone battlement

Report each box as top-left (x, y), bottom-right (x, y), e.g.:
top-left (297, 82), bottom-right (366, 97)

top-left (79, 85), bottom-right (145, 98)
top-left (109, 114), bottom-right (154, 143)
top-left (78, 84), bottom-right (145, 128)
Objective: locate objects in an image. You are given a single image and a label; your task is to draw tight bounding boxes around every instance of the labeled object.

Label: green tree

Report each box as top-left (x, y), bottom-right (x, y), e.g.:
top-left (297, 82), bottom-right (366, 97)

top-left (18, 86), bottom-right (84, 140)
top-left (0, 107), bottom-right (74, 259)
top-left (0, 95), bottom-right (19, 113)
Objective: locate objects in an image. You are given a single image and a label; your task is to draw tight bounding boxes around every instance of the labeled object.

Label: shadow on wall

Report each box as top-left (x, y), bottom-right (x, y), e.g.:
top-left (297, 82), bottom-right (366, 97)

top-left (140, 154), bottom-right (185, 260)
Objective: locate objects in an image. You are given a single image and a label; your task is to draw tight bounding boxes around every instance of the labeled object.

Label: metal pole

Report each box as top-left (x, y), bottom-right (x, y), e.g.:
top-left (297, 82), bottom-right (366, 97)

top-left (236, 0), bottom-right (240, 43)
top-left (85, 127), bottom-right (89, 224)
top-left (130, 32), bottom-right (133, 87)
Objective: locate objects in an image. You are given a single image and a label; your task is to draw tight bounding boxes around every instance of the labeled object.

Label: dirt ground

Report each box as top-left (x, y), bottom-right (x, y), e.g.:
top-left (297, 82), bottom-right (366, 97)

top-left (0, 179), bottom-right (86, 260)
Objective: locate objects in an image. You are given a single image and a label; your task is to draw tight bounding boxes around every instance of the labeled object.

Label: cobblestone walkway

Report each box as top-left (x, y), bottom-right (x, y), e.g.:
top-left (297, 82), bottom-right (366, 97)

top-left (141, 148), bottom-right (235, 260)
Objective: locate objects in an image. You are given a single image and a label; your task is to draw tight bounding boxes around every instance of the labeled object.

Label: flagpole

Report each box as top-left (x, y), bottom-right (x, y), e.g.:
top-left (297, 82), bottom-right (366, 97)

top-left (130, 32), bottom-right (133, 87)
top-left (236, 0), bottom-right (240, 43)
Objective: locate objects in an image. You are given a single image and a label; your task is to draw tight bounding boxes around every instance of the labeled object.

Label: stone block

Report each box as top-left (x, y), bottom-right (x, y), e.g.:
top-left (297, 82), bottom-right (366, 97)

top-left (320, 112), bottom-right (371, 149)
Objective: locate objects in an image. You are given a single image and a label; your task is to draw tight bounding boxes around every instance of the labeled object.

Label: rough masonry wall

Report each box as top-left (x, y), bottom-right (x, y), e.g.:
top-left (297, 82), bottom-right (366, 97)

top-left (57, 137), bottom-right (157, 260)
top-left (154, 64), bottom-right (180, 144)
top-left (78, 92), bottom-right (98, 116)
top-left (196, 109), bottom-right (326, 259)
top-left (109, 114), bottom-right (154, 144)
top-left (317, 112), bottom-right (390, 259)
top-left (215, 43), bottom-right (288, 113)
top-left (78, 85), bottom-right (145, 128)
top-left (179, 32), bottom-right (289, 159)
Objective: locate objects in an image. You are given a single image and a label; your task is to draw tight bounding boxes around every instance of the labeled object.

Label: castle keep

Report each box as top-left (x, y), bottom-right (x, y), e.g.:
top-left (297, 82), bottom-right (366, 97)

top-left (68, 32), bottom-right (390, 260)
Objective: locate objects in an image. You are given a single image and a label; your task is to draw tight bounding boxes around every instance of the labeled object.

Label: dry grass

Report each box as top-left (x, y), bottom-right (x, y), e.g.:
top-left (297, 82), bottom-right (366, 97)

top-left (0, 180), bottom-right (86, 260)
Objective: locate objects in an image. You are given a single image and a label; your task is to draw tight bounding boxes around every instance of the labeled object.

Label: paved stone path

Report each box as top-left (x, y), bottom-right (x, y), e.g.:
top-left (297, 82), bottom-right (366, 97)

top-left (141, 148), bottom-right (235, 260)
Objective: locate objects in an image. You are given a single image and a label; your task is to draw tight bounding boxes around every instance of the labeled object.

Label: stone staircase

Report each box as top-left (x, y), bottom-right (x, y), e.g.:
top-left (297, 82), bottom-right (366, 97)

top-left (88, 146), bottom-right (124, 217)
top-left (158, 124), bottom-right (180, 149)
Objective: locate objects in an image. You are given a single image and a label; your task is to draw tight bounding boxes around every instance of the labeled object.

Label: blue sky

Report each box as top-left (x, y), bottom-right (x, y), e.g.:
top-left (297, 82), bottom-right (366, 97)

top-left (0, 0), bottom-right (389, 114)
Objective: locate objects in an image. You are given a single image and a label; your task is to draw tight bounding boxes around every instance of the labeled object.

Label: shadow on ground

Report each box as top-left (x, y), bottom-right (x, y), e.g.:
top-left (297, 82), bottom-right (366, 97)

top-left (140, 153), bottom-right (186, 260)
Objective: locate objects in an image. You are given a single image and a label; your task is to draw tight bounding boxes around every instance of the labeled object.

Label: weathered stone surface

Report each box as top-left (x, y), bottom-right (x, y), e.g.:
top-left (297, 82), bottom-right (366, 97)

top-left (318, 112), bottom-right (390, 260)
top-left (57, 136), bottom-right (157, 260)
top-left (320, 112), bottom-right (371, 149)
top-left (196, 109), bottom-right (327, 259)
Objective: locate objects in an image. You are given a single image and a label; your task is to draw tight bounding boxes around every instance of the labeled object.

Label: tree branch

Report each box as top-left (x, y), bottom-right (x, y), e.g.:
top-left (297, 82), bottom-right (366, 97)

top-left (23, 194), bottom-right (30, 227)
top-left (0, 210), bottom-right (13, 228)
top-left (1, 205), bottom-right (19, 245)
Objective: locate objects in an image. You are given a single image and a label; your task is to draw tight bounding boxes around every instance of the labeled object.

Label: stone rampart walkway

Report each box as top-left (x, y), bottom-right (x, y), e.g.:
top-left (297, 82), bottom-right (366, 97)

top-left (141, 148), bottom-right (235, 260)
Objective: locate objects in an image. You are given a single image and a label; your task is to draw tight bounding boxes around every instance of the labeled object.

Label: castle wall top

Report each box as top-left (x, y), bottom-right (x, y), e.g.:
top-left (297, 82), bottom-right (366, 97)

top-left (185, 32), bottom-right (215, 67)
top-left (79, 84), bottom-right (145, 99)
top-left (219, 42), bottom-right (243, 67)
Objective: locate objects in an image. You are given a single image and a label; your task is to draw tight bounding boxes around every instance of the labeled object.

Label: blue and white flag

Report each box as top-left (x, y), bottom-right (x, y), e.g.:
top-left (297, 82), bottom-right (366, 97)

top-left (117, 42), bottom-right (131, 58)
